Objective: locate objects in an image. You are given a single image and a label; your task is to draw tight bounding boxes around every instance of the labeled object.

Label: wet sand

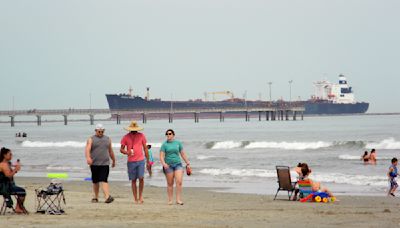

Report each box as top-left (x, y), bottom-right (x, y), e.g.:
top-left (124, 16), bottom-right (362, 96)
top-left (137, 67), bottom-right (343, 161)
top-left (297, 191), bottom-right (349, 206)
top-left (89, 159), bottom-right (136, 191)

top-left (2, 177), bottom-right (400, 228)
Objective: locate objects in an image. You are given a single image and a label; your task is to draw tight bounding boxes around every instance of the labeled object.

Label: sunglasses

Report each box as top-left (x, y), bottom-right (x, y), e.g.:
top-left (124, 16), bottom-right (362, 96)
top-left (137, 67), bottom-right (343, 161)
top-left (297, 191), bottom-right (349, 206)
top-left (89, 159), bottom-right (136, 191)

top-left (165, 133), bottom-right (173, 136)
top-left (97, 130), bottom-right (105, 133)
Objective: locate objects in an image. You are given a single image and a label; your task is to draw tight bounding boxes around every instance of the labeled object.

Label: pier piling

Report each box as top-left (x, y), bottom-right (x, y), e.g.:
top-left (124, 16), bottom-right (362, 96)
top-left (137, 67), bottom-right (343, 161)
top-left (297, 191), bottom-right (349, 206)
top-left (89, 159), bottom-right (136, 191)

top-left (63, 115), bottom-right (68, 125)
top-left (36, 115), bottom-right (42, 126)
top-left (10, 116), bottom-right (15, 127)
top-left (116, 114), bottom-right (121, 124)
top-left (89, 114), bottom-right (94, 125)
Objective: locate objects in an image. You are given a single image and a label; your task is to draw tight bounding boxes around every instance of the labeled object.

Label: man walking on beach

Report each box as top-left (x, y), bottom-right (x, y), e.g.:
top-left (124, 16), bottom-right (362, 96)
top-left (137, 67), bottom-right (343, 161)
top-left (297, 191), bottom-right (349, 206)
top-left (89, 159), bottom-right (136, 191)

top-left (120, 121), bottom-right (150, 204)
top-left (85, 124), bottom-right (116, 203)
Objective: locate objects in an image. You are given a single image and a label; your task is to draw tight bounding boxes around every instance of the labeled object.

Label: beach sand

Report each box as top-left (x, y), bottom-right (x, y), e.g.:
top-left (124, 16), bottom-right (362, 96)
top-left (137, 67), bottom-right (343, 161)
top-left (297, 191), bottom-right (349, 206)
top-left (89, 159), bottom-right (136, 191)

top-left (2, 177), bottom-right (399, 228)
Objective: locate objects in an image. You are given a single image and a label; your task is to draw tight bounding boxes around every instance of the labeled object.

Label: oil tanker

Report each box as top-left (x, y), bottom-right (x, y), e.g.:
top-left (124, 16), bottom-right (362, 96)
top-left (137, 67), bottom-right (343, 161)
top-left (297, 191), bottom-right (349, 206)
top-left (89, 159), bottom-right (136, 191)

top-left (106, 75), bottom-right (369, 115)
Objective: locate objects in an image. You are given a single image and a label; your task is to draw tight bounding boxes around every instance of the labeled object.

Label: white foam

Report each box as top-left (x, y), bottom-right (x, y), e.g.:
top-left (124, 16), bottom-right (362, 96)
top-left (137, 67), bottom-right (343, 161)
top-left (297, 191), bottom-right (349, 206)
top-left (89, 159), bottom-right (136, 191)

top-left (22, 141), bottom-right (86, 148)
top-left (339, 154), bottom-right (392, 160)
top-left (148, 143), bottom-right (162, 148)
top-left (200, 168), bottom-right (389, 187)
top-left (199, 168), bottom-right (276, 178)
top-left (21, 140), bottom-right (122, 148)
top-left (211, 141), bottom-right (242, 149)
top-left (46, 166), bottom-right (84, 171)
top-left (197, 155), bottom-right (219, 160)
top-left (245, 141), bottom-right (332, 150)
top-left (338, 154), bottom-right (361, 160)
top-left (366, 138), bottom-right (400, 150)
top-left (312, 173), bottom-right (388, 187)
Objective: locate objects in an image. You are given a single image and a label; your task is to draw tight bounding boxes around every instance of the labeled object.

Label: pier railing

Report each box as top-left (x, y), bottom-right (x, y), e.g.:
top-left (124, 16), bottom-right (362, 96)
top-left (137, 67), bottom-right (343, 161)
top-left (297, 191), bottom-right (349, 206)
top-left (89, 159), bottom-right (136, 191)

top-left (0, 105), bottom-right (305, 126)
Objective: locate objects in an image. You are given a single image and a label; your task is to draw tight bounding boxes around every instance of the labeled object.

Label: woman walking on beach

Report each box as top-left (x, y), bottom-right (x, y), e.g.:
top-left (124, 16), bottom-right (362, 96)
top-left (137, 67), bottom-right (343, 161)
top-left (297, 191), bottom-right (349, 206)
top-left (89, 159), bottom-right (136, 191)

top-left (160, 129), bottom-right (191, 205)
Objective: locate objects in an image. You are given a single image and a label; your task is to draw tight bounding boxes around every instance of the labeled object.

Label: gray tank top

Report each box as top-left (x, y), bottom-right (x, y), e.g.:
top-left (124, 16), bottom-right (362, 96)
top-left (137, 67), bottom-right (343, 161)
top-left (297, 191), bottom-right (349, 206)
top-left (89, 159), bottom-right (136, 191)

top-left (90, 135), bottom-right (111, 166)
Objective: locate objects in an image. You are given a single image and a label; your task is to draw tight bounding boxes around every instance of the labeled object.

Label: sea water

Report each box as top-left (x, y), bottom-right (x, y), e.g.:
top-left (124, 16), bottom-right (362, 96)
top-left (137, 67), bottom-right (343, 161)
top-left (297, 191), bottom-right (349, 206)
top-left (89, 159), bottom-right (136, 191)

top-left (1, 115), bottom-right (399, 196)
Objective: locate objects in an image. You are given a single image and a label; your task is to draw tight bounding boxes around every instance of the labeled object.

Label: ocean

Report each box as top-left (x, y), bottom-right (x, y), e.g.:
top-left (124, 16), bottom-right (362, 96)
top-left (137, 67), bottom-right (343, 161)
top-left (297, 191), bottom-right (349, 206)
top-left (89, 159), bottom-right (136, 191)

top-left (1, 115), bottom-right (399, 196)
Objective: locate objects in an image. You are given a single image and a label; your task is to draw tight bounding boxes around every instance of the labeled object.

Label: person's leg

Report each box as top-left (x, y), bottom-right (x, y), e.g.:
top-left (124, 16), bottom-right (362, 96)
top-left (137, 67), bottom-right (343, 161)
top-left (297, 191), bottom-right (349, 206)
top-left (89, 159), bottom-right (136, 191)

top-left (93, 183), bottom-right (100, 199)
top-left (138, 161), bottom-right (145, 203)
top-left (174, 169), bottom-right (184, 204)
top-left (165, 171), bottom-right (175, 204)
top-left (131, 179), bottom-right (138, 203)
top-left (15, 196), bottom-right (25, 213)
top-left (138, 178), bottom-right (144, 203)
top-left (91, 165), bottom-right (100, 200)
top-left (101, 182), bottom-right (110, 199)
top-left (100, 166), bottom-right (110, 200)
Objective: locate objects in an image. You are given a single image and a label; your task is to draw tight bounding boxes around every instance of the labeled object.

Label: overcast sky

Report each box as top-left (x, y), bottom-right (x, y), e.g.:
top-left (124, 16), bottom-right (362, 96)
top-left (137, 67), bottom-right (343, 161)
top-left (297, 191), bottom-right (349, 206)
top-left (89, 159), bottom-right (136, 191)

top-left (0, 0), bottom-right (399, 112)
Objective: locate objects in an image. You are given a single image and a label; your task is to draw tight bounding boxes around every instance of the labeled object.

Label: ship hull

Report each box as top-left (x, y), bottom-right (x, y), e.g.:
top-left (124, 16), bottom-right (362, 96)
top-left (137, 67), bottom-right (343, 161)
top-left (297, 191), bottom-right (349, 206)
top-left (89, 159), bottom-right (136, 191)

top-left (304, 102), bottom-right (369, 115)
top-left (106, 94), bottom-right (266, 110)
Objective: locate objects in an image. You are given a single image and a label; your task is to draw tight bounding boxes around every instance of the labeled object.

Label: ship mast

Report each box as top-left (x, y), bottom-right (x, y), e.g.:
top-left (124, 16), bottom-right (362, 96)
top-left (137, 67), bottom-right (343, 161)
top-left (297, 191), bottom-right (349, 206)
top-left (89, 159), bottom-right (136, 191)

top-left (128, 86), bottom-right (133, 97)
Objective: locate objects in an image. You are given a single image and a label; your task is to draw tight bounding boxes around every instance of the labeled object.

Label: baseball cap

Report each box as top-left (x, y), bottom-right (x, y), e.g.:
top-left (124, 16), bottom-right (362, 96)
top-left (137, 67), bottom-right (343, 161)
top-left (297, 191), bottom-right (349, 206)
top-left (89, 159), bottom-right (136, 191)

top-left (95, 124), bottom-right (105, 130)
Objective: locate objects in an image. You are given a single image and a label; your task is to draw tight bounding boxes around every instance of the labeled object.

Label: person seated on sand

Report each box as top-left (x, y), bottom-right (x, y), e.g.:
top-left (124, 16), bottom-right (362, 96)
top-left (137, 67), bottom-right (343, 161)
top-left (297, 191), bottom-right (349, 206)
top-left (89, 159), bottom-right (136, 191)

top-left (369, 149), bottom-right (377, 165)
top-left (361, 151), bottom-right (369, 164)
top-left (0, 147), bottom-right (26, 213)
top-left (301, 165), bottom-right (334, 198)
top-left (291, 162), bottom-right (310, 201)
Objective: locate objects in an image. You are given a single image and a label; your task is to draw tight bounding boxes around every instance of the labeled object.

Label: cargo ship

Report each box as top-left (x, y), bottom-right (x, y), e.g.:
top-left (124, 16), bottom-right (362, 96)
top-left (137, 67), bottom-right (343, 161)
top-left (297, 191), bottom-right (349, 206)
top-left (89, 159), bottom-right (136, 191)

top-left (106, 75), bottom-right (368, 115)
top-left (304, 74), bottom-right (369, 114)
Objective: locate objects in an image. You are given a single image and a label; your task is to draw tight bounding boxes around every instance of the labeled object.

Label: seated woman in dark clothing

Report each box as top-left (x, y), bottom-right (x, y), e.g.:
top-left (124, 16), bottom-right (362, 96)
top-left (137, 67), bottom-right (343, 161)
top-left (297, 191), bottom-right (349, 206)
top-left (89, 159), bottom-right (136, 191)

top-left (0, 147), bottom-right (26, 213)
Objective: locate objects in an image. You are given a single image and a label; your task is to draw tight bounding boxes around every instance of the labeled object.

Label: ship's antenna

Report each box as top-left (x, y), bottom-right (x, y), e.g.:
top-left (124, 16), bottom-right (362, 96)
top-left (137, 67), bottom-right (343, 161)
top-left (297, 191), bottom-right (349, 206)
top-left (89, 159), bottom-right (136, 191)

top-left (268, 82), bottom-right (272, 102)
top-left (146, 87), bottom-right (150, 101)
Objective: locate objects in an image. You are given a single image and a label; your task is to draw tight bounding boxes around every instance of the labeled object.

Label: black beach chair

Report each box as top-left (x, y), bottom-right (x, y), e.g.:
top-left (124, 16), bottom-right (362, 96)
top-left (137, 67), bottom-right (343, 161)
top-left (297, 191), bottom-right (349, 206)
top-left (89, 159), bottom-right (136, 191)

top-left (273, 166), bottom-right (297, 200)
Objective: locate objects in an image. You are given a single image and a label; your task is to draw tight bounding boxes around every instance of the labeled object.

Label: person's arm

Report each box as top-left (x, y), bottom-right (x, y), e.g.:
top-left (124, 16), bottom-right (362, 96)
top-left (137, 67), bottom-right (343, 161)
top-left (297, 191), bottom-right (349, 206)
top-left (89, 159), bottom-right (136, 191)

top-left (180, 151), bottom-right (190, 167)
top-left (160, 151), bottom-right (169, 169)
top-left (0, 163), bottom-right (20, 178)
top-left (109, 138), bottom-right (116, 168)
top-left (179, 142), bottom-right (190, 167)
top-left (120, 142), bottom-right (128, 155)
top-left (85, 137), bottom-right (93, 165)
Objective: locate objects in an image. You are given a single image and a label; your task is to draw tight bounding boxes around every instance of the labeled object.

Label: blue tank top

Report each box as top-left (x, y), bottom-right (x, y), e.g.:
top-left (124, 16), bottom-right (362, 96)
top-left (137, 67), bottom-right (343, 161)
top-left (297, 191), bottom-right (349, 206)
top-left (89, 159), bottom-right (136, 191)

top-left (389, 165), bottom-right (398, 178)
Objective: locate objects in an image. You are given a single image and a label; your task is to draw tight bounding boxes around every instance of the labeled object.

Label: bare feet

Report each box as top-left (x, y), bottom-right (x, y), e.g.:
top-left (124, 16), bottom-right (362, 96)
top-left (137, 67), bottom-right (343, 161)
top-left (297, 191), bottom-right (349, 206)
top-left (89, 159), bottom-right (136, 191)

top-left (168, 201), bottom-right (173, 205)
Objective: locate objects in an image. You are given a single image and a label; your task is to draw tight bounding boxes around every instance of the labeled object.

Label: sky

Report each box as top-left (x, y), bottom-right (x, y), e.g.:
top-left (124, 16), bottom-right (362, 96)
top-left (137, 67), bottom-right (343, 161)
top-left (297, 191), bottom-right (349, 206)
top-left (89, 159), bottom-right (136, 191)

top-left (0, 0), bottom-right (399, 112)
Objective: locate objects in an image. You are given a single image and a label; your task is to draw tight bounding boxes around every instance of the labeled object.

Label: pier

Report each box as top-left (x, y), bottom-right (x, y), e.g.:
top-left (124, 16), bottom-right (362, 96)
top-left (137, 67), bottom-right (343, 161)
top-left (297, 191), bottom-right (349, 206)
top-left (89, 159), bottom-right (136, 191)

top-left (0, 106), bottom-right (305, 127)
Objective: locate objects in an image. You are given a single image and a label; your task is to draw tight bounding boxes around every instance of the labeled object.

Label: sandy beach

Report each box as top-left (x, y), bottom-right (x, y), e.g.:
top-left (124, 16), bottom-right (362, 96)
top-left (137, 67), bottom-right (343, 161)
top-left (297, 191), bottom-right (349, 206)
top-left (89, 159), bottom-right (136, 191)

top-left (0, 177), bottom-right (399, 228)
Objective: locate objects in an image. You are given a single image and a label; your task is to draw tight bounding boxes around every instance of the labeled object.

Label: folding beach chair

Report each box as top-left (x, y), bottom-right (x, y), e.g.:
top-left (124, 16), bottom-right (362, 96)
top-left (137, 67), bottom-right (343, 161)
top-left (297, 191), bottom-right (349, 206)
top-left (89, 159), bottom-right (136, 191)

top-left (273, 166), bottom-right (297, 200)
top-left (35, 182), bottom-right (66, 215)
top-left (0, 176), bottom-right (28, 215)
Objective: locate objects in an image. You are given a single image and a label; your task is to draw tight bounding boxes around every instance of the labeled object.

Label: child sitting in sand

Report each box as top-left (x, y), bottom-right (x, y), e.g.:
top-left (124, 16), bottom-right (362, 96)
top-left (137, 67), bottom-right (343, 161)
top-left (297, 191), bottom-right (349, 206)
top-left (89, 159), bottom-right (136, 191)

top-left (301, 165), bottom-right (334, 198)
top-left (388, 157), bottom-right (398, 197)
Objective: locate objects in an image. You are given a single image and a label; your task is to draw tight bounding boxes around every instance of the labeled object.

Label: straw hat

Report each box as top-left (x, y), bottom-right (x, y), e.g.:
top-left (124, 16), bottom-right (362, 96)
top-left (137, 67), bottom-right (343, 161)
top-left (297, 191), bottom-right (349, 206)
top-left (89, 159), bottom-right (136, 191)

top-left (124, 121), bottom-right (144, 131)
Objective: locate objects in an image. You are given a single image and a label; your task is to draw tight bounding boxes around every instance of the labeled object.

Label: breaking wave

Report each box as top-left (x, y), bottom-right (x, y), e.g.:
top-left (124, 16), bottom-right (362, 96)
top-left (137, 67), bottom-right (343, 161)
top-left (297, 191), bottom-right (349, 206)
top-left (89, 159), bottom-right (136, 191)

top-left (21, 140), bottom-right (161, 149)
top-left (200, 168), bottom-right (388, 187)
top-left (339, 154), bottom-right (392, 160)
top-left (366, 138), bottom-right (400, 150)
top-left (206, 138), bottom-right (399, 150)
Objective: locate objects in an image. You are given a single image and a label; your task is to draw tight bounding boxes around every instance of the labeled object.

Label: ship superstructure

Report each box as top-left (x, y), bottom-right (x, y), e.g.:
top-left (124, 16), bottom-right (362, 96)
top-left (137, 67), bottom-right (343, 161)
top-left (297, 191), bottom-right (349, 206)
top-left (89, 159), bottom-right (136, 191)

top-left (305, 74), bottom-right (369, 114)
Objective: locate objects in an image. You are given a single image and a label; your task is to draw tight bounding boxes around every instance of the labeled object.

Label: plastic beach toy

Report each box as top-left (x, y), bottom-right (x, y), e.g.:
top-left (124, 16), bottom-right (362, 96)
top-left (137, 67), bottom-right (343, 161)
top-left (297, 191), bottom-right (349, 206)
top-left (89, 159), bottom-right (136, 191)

top-left (84, 177), bottom-right (92, 181)
top-left (47, 173), bottom-right (69, 179)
